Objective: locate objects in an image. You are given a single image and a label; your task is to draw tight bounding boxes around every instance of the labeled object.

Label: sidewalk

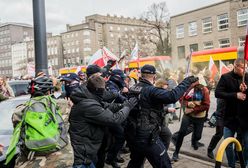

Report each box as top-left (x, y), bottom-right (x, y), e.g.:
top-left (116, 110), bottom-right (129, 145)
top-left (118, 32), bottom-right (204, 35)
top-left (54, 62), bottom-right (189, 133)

top-left (112, 151), bottom-right (218, 168)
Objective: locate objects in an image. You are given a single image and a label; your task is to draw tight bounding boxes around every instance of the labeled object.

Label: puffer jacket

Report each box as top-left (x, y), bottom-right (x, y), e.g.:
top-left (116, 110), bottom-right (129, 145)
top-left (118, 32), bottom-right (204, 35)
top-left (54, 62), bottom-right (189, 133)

top-left (69, 85), bottom-right (131, 165)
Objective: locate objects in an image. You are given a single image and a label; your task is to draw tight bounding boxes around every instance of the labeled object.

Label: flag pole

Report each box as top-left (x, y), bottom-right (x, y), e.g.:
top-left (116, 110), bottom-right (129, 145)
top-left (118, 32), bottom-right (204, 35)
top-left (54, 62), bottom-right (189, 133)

top-left (243, 21), bottom-right (248, 83)
top-left (179, 49), bottom-right (193, 121)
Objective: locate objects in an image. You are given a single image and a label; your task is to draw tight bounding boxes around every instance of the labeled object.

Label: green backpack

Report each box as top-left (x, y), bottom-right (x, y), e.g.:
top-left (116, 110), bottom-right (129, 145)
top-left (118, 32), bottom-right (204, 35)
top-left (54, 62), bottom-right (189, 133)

top-left (5, 95), bottom-right (68, 164)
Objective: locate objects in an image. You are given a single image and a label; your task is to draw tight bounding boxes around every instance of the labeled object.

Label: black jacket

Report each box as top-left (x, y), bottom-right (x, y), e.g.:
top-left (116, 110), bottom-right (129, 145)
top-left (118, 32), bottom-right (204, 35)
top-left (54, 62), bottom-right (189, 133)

top-left (69, 85), bottom-right (131, 165)
top-left (215, 71), bottom-right (248, 131)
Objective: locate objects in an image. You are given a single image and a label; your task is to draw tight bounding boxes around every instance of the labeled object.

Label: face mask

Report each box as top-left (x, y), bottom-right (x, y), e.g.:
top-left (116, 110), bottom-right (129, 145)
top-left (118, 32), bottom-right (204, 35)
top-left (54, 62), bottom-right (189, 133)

top-left (94, 88), bottom-right (105, 98)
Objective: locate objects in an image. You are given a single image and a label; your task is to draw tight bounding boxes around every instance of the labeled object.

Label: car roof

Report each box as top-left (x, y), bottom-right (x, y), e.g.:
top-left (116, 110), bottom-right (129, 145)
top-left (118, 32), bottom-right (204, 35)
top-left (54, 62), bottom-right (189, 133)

top-left (8, 80), bottom-right (30, 84)
top-left (1, 95), bottom-right (31, 103)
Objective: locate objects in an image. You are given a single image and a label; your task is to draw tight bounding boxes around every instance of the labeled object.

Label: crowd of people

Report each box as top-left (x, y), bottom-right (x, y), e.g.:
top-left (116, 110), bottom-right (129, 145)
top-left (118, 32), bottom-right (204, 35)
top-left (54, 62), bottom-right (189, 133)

top-left (0, 58), bottom-right (248, 168)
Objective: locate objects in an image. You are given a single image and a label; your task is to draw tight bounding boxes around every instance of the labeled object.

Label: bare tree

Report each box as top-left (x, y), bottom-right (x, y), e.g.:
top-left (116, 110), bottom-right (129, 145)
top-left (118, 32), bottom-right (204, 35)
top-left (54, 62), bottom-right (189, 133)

top-left (141, 2), bottom-right (171, 56)
top-left (120, 28), bottom-right (156, 59)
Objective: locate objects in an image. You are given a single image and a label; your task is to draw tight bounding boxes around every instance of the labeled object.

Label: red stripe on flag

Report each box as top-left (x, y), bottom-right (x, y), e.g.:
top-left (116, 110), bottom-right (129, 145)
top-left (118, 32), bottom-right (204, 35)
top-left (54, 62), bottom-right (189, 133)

top-left (244, 35), bottom-right (248, 61)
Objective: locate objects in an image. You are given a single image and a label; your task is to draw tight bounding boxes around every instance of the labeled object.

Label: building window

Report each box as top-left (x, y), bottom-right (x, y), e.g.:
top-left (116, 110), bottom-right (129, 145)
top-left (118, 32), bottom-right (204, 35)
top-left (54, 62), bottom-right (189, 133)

top-left (177, 46), bottom-right (185, 59)
top-left (188, 22), bottom-right (197, 36)
top-left (117, 27), bottom-right (120, 31)
top-left (203, 41), bottom-right (214, 50)
top-left (237, 8), bottom-right (248, 26)
top-left (219, 38), bottom-right (230, 48)
top-left (84, 39), bottom-right (91, 44)
top-left (83, 31), bottom-right (90, 36)
top-left (176, 24), bottom-right (184, 39)
top-left (110, 33), bottom-right (114, 38)
top-left (124, 27), bottom-right (128, 31)
top-left (239, 36), bottom-right (245, 46)
top-left (84, 48), bottom-right (91, 52)
top-left (218, 13), bottom-right (229, 30)
top-left (202, 17), bottom-right (212, 33)
top-left (110, 26), bottom-right (113, 31)
top-left (189, 43), bottom-right (198, 51)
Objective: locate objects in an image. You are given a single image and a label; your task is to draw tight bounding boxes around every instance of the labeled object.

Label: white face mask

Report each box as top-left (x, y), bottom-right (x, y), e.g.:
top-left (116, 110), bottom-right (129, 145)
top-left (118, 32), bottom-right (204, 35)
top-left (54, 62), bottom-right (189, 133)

top-left (54, 92), bottom-right (62, 99)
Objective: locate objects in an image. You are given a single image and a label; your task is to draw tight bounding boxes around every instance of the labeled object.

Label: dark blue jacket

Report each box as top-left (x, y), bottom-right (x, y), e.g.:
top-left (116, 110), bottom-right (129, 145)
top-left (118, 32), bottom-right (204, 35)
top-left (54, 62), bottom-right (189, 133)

top-left (106, 80), bottom-right (127, 103)
top-left (126, 77), bottom-right (192, 140)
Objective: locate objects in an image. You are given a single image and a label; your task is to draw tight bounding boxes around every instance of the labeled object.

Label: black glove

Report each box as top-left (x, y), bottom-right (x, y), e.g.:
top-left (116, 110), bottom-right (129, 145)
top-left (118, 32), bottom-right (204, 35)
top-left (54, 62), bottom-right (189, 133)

top-left (107, 60), bottom-right (116, 67)
top-left (123, 97), bottom-right (138, 109)
top-left (184, 75), bottom-right (199, 84)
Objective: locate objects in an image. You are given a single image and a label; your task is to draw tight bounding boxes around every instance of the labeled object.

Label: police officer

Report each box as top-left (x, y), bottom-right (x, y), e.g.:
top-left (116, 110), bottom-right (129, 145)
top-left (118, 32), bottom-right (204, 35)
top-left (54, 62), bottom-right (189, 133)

top-left (125, 64), bottom-right (199, 168)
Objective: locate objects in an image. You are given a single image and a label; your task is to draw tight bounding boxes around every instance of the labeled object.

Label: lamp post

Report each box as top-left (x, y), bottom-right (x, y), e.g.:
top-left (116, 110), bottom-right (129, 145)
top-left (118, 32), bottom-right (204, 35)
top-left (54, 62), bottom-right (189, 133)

top-left (32, 0), bottom-right (48, 76)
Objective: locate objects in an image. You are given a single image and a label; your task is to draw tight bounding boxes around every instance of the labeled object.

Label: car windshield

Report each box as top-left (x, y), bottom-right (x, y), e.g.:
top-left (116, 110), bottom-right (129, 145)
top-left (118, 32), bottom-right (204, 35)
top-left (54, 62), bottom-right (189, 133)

top-left (0, 99), bottom-right (27, 135)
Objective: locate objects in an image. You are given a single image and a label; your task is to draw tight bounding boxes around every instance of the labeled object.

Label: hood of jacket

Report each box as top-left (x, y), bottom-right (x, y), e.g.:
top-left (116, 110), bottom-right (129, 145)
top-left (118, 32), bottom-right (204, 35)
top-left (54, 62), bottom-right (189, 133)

top-left (70, 85), bottom-right (96, 104)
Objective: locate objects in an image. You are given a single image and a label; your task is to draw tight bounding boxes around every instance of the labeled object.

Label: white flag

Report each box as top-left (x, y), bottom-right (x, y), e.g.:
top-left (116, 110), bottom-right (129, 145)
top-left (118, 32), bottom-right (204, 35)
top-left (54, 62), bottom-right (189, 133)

top-left (219, 60), bottom-right (230, 75)
top-left (131, 43), bottom-right (138, 60)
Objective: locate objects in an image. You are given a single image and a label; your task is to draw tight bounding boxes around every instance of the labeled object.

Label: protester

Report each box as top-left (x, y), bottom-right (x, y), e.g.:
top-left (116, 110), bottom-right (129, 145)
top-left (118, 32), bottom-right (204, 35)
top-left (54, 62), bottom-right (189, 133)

top-left (207, 98), bottom-right (225, 159)
top-left (0, 76), bottom-right (15, 98)
top-left (8, 76), bottom-right (69, 167)
top-left (60, 73), bottom-right (80, 98)
top-left (78, 71), bottom-right (86, 84)
top-left (125, 64), bottom-right (199, 168)
top-left (172, 79), bottom-right (210, 161)
top-left (69, 74), bottom-right (137, 168)
top-left (105, 69), bottom-right (128, 168)
top-left (215, 58), bottom-right (248, 168)
top-left (155, 78), bottom-right (176, 151)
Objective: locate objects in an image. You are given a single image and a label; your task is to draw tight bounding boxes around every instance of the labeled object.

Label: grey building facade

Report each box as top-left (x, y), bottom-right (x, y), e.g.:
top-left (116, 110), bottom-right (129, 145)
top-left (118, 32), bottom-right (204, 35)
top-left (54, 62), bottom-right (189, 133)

top-left (62, 14), bottom-right (158, 66)
top-left (27, 35), bottom-right (64, 76)
top-left (0, 23), bottom-right (33, 77)
top-left (170, 0), bottom-right (248, 67)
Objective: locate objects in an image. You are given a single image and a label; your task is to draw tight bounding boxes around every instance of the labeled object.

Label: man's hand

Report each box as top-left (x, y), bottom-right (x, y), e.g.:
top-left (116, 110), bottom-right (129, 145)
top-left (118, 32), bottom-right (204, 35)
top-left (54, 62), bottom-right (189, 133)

top-left (187, 102), bottom-right (196, 108)
top-left (237, 92), bottom-right (246, 101)
top-left (239, 82), bottom-right (247, 92)
top-left (123, 97), bottom-right (138, 109)
top-left (122, 87), bottom-right (129, 93)
top-left (0, 144), bottom-right (4, 156)
top-left (185, 108), bottom-right (194, 114)
top-left (168, 107), bottom-right (176, 113)
top-left (185, 76), bottom-right (199, 84)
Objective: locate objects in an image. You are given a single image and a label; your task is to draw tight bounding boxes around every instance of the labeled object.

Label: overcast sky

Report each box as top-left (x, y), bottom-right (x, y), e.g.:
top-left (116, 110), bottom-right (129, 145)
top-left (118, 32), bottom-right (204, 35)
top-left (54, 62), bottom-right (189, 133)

top-left (0, 0), bottom-right (223, 34)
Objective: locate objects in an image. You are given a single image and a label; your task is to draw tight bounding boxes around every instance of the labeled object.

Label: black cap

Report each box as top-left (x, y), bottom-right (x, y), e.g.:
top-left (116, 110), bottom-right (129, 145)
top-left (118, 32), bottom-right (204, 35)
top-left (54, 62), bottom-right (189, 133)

top-left (111, 69), bottom-right (126, 79)
top-left (86, 64), bottom-right (101, 78)
top-left (60, 73), bottom-right (80, 82)
top-left (141, 64), bottom-right (156, 74)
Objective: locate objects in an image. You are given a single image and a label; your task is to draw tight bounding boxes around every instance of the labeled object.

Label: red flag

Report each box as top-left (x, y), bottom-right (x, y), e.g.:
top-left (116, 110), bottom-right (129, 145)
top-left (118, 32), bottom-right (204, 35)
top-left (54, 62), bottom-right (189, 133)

top-left (209, 56), bottom-right (218, 80)
top-left (245, 34), bottom-right (248, 61)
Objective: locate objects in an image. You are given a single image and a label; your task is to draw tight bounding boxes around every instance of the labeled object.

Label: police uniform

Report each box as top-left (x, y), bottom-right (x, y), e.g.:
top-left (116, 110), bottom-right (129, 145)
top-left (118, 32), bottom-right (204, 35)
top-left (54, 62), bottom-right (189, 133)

top-left (125, 65), bottom-right (197, 168)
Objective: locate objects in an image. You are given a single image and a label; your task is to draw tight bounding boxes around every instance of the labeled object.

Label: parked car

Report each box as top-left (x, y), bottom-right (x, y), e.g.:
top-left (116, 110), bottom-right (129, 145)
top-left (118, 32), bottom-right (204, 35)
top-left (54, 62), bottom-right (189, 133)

top-left (8, 80), bottom-right (30, 97)
top-left (0, 95), bottom-right (73, 168)
top-left (0, 95), bottom-right (30, 167)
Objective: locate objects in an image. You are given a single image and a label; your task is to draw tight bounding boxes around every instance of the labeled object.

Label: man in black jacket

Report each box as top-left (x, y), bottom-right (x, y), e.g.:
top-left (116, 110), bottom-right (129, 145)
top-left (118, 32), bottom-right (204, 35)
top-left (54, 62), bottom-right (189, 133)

top-left (125, 64), bottom-right (199, 168)
top-left (215, 58), bottom-right (248, 168)
top-left (69, 74), bottom-right (137, 168)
